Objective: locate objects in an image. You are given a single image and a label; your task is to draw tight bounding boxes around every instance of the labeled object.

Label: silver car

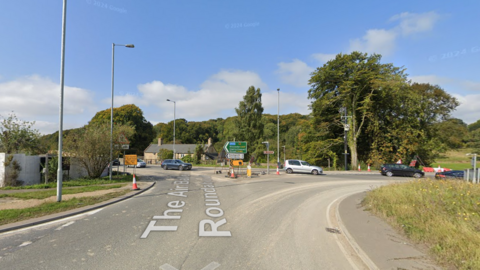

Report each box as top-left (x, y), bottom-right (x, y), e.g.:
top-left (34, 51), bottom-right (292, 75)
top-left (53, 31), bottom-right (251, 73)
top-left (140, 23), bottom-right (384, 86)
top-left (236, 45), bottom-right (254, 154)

top-left (284, 159), bottom-right (323, 175)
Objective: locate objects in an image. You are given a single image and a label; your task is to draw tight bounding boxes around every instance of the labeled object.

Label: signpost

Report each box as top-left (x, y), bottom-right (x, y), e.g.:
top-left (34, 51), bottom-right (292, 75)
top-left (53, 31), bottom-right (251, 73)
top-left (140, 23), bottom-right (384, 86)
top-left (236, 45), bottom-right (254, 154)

top-left (223, 141), bottom-right (247, 153)
top-left (125, 155), bottom-right (137, 166)
top-left (263, 151), bottom-right (274, 155)
top-left (227, 153), bottom-right (244, 159)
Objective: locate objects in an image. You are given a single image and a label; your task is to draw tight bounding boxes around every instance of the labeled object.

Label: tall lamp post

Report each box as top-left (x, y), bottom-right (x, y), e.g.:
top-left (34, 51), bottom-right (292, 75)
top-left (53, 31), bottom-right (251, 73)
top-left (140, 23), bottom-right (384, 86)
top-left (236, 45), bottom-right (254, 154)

top-left (341, 107), bottom-right (350, 171)
top-left (167, 99), bottom-right (176, 159)
top-left (57, 0), bottom-right (67, 202)
top-left (276, 88), bottom-right (280, 175)
top-left (110, 43), bottom-right (134, 180)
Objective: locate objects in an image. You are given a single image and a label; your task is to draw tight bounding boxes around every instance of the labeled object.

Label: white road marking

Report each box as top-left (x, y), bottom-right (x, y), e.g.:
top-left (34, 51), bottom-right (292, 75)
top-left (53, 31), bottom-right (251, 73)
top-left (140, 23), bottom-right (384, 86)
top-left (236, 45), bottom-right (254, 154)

top-left (0, 208), bottom-right (103, 237)
top-left (55, 221), bottom-right (75, 231)
top-left (18, 241), bottom-right (32, 247)
top-left (159, 263), bottom-right (178, 270)
top-left (201, 261), bottom-right (221, 270)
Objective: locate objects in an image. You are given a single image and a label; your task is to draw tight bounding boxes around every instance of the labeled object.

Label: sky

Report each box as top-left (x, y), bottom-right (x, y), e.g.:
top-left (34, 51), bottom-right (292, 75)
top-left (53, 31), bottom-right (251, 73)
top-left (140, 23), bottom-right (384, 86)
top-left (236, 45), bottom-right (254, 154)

top-left (1, 0), bottom-right (479, 134)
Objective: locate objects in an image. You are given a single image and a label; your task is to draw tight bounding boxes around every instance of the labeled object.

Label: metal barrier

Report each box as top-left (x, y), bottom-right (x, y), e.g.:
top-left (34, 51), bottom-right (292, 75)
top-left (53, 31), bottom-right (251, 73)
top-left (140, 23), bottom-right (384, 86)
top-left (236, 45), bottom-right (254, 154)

top-left (464, 169), bottom-right (479, 184)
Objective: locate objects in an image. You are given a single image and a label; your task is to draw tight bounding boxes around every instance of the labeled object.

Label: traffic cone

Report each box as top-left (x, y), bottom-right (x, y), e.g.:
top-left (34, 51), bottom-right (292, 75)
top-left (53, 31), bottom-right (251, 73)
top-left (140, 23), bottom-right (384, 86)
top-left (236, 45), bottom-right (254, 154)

top-left (368, 164), bottom-right (371, 172)
top-left (132, 174), bottom-right (140, 190)
top-left (230, 168), bottom-right (235, 178)
top-left (358, 164), bottom-right (361, 171)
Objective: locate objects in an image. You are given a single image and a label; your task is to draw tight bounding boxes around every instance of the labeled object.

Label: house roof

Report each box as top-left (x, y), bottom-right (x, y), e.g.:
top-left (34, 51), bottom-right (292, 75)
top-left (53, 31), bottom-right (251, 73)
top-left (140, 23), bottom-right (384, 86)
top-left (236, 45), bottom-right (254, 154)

top-left (144, 144), bottom-right (198, 154)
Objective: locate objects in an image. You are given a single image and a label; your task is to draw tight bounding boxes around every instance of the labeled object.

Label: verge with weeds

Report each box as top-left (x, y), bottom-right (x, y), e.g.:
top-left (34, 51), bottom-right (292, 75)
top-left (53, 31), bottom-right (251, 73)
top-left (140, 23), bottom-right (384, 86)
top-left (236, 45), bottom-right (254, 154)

top-left (363, 179), bottom-right (480, 270)
top-left (0, 190), bottom-right (131, 226)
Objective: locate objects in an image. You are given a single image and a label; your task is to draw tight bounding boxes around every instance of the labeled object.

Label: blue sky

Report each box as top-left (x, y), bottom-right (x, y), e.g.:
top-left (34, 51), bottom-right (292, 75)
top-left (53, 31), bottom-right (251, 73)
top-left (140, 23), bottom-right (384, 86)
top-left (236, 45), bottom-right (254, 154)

top-left (1, 0), bottom-right (479, 134)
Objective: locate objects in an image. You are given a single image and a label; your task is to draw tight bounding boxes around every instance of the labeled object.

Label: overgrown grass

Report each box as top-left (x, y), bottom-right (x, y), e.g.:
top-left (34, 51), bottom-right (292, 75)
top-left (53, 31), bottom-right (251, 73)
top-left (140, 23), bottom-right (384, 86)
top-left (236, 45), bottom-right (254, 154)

top-left (0, 174), bottom-right (133, 190)
top-left (0, 190), bottom-right (131, 226)
top-left (0, 184), bottom-right (125, 200)
top-left (363, 179), bottom-right (480, 269)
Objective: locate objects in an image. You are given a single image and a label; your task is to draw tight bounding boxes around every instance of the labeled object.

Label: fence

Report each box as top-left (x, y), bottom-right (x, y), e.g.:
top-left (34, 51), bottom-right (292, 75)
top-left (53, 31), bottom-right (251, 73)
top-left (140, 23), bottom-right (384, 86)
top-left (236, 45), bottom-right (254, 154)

top-left (464, 169), bottom-right (480, 184)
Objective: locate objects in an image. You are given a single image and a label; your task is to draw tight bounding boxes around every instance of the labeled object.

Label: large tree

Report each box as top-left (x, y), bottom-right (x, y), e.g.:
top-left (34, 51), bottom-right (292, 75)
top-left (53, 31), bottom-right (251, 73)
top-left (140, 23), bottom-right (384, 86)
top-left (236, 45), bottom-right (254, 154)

top-left (234, 86), bottom-right (264, 160)
top-left (65, 123), bottom-right (134, 178)
top-left (308, 52), bottom-right (407, 168)
top-left (89, 104), bottom-right (154, 155)
top-left (0, 112), bottom-right (41, 154)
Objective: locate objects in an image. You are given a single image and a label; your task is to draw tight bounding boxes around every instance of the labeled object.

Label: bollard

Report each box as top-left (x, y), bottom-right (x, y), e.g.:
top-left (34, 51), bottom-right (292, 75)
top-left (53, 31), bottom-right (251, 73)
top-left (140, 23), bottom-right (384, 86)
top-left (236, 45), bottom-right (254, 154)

top-left (247, 164), bottom-right (252, 178)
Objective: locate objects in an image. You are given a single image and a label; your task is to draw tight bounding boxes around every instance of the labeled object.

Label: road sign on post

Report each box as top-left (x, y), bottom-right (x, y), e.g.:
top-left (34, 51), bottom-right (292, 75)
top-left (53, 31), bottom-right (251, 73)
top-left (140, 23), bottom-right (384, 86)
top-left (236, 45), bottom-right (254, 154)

top-left (227, 153), bottom-right (244, 159)
top-left (263, 151), bottom-right (274, 155)
top-left (223, 141), bottom-right (247, 153)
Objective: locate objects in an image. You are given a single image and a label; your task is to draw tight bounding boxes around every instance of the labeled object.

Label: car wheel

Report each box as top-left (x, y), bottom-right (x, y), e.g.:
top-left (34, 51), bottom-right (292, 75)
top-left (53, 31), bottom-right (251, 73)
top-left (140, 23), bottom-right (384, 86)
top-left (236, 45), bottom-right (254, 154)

top-left (312, 169), bottom-right (319, 175)
top-left (164, 166), bottom-right (168, 170)
top-left (386, 171), bottom-right (393, 177)
top-left (179, 166), bottom-right (184, 171)
top-left (413, 173), bottom-right (422, 178)
top-left (286, 168), bottom-right (293, 174)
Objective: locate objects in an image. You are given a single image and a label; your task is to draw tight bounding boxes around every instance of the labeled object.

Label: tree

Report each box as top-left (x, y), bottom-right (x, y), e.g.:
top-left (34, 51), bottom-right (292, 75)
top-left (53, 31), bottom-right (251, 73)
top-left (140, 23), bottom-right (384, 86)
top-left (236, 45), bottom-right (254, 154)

top-left (89, 104), bottom-right (154, 155)
top-left (234, 86), bottom-right (264, 160)
top-left (65, 123), bottom-right (134, 178)
top-left (194, 144), bottom-right (204, 164)
top-left (0, 112), bottom-right (41, 154)
top-left (157, 149), bottom-right (173, 161)
top-left (308, 52), bottom-right (407, 168)
top-left (434, 118), bottom-right (468, 149)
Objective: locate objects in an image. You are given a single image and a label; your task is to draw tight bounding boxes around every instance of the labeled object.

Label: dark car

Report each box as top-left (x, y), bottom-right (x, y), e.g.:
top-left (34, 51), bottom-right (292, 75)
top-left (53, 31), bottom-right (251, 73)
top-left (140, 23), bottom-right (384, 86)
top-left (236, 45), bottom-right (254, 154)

top-left (435, 170), bottom-right (464, 180)
top-left (161, 159), bottom-right (192, 171)
top-left (112, 159), bottom-right (121, 166)
top-left (380, 164), bottom-right (424, 178)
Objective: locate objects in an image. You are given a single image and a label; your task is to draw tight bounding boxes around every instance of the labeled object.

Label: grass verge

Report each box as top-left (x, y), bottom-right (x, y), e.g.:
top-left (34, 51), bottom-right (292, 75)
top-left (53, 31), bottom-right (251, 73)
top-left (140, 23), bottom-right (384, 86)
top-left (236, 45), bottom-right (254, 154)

top-left (363, 179), bottom-right (480, 270)
top-left (0, 190), bottom-right (131, 226)
top-left (0, 184), bottom-right (125, 200)
top-left (0, 174), bottom-right (133, 190)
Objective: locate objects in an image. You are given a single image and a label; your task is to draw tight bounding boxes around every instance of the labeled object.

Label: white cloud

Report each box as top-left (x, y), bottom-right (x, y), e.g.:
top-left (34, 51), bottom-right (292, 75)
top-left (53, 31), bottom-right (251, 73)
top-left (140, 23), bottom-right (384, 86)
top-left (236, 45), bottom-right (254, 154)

top-left (275, 59), bottom-right (314, 87)
top-left (349, 29), bottom-right (398, 56)
top-left (451, 94), bottom-right (480, 124)
top-left (115, 70), bottom-right (272, 122)
top-left (0, 75), bottom-right (95, 118)
top-left (390, 11), bottom-right (441, 37)
top-left (312, 53), bottom-right (336, 63)
top-left (460, 81), bottom-right (480, 92)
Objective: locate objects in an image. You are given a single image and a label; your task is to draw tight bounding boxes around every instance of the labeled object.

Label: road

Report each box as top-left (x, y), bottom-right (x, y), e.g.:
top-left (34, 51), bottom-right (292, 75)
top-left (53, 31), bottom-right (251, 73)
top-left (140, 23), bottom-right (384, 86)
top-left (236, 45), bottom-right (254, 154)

top-left (0, 167), bottom-right (395, 270)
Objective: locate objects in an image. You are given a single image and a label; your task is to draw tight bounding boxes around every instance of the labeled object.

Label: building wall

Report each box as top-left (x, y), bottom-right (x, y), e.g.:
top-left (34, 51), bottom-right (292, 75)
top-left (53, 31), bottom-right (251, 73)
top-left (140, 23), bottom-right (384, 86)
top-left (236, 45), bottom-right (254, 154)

top-left (0, 153), bottom-right (41, 187)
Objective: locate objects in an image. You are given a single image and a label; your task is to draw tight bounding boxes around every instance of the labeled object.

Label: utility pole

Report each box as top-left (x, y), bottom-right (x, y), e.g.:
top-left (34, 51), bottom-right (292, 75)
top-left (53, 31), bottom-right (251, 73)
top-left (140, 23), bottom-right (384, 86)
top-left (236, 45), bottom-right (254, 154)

top-left (341, 107), bottom-right (350, 171)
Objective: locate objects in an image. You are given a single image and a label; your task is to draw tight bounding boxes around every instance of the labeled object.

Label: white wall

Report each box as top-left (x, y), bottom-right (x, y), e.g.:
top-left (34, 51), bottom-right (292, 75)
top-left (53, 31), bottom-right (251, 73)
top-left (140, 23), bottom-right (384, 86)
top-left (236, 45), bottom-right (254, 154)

top-left (0, 153), bottom-right (6, 187)
top-left (0, 153), bottom-right (40, 187)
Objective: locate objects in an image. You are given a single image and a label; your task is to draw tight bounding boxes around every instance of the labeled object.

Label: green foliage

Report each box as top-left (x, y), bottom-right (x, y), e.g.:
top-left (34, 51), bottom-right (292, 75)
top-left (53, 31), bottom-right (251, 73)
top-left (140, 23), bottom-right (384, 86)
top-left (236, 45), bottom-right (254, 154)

top-left (181, 155), bottom-right (194, 163)
top-left (434, 118), bottom-right (468, 149)
top-left (0, 112), bottom-right (41, 154)
top-left (89, 104), bottom-right (153, 155)
top-left (234, 86), bottom-right (264, 160)
top-left (194, 144), bottom-right (204, 164)
top-left (64, 123), bottom-right (134, 178)
top-left (3, 155), bottom-right (22, 186)
top-left (468, 119), bottom-right (480, 132)
top-left (157, 149), bottom-right (173, 160)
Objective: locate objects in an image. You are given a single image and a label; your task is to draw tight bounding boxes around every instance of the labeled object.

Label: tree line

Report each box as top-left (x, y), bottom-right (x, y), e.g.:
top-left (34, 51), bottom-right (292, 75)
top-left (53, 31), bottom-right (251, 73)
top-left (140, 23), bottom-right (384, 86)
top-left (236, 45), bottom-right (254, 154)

top-left (3, 51), bottom-right (480, 173)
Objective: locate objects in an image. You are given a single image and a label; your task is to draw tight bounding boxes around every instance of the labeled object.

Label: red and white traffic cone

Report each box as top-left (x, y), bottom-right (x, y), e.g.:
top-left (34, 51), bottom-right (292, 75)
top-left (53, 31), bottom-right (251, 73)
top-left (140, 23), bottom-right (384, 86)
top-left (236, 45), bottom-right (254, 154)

top-left (368, 164), bottom-right (371, 172)
top-left (358, 165), bottom-right (361, 171)
top-left (132, 174), bottom-right (140, 190)
top-left (230, 167), bottom-right (235, 178)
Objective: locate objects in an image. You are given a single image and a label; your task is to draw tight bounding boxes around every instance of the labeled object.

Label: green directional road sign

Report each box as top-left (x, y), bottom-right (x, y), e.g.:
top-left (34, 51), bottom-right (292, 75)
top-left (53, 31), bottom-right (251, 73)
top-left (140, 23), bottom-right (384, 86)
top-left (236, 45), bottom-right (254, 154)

top-left (224, 141), bottom-right (247, 153)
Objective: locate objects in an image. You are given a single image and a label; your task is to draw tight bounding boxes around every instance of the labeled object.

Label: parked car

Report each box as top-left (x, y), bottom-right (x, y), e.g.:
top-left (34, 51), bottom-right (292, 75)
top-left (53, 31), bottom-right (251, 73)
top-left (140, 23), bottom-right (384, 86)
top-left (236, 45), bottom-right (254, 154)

top-left (112, 159), bottom-right (120, 166)
top-left (284, 159), bottom-right (323, 175)
top-left (161, 159), bottom-right (192, 171)
top-left (435, 170), bottom-right (464, 180)
top-left (128, 158), bottom-right (146, 168)
top-left (380, 164), bottom-right (424, 178)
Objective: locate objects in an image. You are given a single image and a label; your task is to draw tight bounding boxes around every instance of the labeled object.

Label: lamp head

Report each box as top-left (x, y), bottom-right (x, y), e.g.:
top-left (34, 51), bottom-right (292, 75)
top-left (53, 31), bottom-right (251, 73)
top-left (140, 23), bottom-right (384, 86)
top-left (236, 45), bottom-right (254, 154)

top-left (125, 44), bottom-right (135, 48)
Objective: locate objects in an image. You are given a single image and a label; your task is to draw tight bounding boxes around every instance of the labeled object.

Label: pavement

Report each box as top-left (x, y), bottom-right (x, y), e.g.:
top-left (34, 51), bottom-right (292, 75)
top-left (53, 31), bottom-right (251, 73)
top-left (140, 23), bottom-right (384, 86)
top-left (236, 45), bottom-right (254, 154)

top-left (0, 170), bottom-right (441, 269)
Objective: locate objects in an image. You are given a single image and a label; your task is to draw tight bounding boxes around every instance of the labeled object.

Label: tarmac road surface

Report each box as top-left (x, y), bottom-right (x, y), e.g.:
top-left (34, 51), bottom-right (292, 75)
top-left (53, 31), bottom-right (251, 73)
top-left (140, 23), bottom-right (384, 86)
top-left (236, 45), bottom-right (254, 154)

top-left (0, 167), bottom-right (440, 269)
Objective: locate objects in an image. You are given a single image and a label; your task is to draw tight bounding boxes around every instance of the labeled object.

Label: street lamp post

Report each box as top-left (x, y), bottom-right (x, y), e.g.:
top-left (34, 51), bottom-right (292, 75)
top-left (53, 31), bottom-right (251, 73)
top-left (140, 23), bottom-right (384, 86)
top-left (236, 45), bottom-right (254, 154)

top-left (341, 107), bottom-right (350, 171)
top-left (110, 43), bottom-right (134, 180)
top-left (262, 141), bottom-right (270, 174)
top-left (276, 88), bottom-right (280, 175)
top-left (57, 0), bottom-right (67, 202)
top-left (167, 99), bottom-right (176, 159)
